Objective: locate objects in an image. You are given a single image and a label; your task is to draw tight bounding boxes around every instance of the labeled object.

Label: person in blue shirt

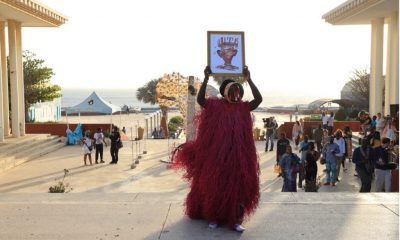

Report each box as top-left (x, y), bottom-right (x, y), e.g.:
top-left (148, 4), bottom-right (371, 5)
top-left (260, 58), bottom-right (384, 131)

top-left (352, 137), bottom-right (376, 192)
top-left (298, 135), bottom-right (309, 188)
top-left (322, 136), bottom-right (340, 186)
top-left (280, 145), bottom-right (301, 192)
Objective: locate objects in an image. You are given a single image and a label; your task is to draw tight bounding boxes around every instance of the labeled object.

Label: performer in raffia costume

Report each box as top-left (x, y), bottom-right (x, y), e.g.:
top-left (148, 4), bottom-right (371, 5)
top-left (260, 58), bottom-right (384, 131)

top-left (173, 66), bottom-right (262, 232)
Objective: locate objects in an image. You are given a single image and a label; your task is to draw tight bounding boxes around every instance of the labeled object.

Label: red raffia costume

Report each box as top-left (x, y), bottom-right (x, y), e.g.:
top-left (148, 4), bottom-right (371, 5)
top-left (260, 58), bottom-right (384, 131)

top-left (173, 97), bottom-right (260, 229)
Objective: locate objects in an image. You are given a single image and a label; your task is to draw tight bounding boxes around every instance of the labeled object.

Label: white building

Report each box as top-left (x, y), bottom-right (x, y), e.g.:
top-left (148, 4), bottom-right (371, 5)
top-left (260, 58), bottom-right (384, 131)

top-left (0, 0), bottom-right (67, 142)
top-left (323, 0), bottom-right (399, 116)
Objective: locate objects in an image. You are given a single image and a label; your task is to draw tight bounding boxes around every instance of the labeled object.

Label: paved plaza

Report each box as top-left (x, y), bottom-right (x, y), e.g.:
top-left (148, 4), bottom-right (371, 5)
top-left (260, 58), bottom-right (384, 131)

top-left (0, 139), bottom-right (398, 239)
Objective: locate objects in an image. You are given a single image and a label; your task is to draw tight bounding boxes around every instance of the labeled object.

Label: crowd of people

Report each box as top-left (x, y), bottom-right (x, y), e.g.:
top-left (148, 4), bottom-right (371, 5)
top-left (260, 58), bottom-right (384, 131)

top-left (273, 111), bottom-right (399, 193)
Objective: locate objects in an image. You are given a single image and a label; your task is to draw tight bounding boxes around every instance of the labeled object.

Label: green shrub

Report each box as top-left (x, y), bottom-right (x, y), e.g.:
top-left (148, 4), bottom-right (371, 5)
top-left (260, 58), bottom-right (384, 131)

top-left (334, 108), bottom-right (347, 121)
top-left (168, 116), bottom-right (184, 132)
top-left (49, 169), bottom-right (72, 193)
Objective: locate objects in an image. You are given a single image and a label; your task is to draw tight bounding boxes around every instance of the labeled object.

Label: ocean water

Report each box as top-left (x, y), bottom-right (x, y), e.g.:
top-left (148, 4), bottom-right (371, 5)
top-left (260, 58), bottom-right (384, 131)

top-left (61, 88), bottom-right (316, 109)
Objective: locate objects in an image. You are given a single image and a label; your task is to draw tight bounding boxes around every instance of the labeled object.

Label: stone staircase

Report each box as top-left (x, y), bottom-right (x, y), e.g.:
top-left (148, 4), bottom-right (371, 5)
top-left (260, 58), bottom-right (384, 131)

top-left (0, 134), bottom-right (65, 173)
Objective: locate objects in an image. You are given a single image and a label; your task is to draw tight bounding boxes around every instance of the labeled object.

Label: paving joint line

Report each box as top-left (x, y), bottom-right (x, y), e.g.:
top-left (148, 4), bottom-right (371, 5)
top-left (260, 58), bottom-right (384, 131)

top-left (158, 203), bottom-right (172, 240)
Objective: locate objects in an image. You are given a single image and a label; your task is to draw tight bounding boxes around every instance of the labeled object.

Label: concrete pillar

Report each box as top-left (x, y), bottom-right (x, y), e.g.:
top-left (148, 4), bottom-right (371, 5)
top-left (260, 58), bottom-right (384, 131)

top-left (145, 118), bottom-right (149, 138)
top-left (369, 18), bottom-right (384, 116)
top-left (0, 22), bottom-right (9, 137)
top-left (385, 12), bottom-right (399, 116)
top-left (153, 113), bottom-right (156, 130)
top-left (149, 116), bottom-right (153, 136)
top-left (8, 20), bottom-right (20, 137)
top-left (156, 111), bottom-right (160, 129)
top-left (0, 27), bottom-right (3, 142)
top-left (15, 22), bottom-right (25, 136)
top-left (186, 76), bottom-right (196, 141)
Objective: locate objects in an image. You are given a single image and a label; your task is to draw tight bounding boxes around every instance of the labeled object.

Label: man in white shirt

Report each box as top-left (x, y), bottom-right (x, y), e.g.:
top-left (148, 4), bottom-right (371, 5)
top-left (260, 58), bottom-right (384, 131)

top-left (327, 112), bottom-right (334, 135)
top-left (376, 112), bottom-right (385, 133)
top-left (94, 128), bottom-right (107, 164)
top-left (333, 131), bottom-right (346, 182)
top-left (322, 112), bottom-right (330, 130)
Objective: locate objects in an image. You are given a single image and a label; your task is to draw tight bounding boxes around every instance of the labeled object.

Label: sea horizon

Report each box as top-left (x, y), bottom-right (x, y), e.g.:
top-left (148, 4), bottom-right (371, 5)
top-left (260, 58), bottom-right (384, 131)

top-left (61, 88), bottom-right (322, 109)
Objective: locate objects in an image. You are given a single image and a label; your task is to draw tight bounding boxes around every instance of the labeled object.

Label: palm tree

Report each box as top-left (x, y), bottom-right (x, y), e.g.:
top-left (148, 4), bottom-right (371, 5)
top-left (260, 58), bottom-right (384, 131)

top-left (136, 78), bottom-right (161, 105)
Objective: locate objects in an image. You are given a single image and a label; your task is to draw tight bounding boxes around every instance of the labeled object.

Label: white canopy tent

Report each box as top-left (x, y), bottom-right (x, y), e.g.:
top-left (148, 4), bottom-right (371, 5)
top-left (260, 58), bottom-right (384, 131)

top-left (65, 91), bottom-right (121, 132)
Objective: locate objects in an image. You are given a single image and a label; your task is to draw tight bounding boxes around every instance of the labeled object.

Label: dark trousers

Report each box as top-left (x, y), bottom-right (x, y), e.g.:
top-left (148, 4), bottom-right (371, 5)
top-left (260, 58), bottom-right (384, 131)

top-left (95, 144), bottom-right (103, 161)
top-left (265, 133), bottom-right (274, 150)
top-left (356, 167), bottom-right (372, 192)
top-left (110, 144), bottom-right (119, 163)
top-left (316, 140), bottom-right (322, 153)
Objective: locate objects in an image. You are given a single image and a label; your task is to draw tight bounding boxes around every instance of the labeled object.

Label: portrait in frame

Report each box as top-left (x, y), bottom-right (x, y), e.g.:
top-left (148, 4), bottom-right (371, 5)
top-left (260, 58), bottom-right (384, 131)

top-left (207, 31), bottom-right (245, 76)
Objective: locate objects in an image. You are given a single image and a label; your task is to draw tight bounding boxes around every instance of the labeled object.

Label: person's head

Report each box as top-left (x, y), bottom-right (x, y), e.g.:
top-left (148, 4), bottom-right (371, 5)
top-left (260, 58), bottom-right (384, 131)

top-left (219, 79), bottom-right (244, 103)
top-left (382, 137), bottom-right (390, 148)
top-left (334, 129), bottom-right (342, 139)
top-left (323, 129), bottom-right (328, 136)
top-left (296, 120), bottom-right (300, 125)
top-left (322, 112), bottom-right (326, 116)
top-left (97, 128), bottom-right (102, 132)
top-left (308, 142), bottom-right (315, 151)
top-left (113, 126), bottom-right (118, 132)
top-left (361, 137), bottom-right (369, 148)
top-left (373, 131), bottom-right (381, 140)
top-left (377, 113), bottom-right (382, 118)
top-left (318, 124), bottom-right (322, 129)
top-left (344, 126), bottom-right (350, 132)
top-left (303, 135), bottom-right (309, 142)
top-left (286, 145), bottom-right (292, 154)
top-left (372, 115), bottom-right (377, 121)
top-left (329, 136), bottom-right (335, 144)
top-left (330, 112), bottom-right (334, 117)
top-left (280, 132), bottom-right (286, 139)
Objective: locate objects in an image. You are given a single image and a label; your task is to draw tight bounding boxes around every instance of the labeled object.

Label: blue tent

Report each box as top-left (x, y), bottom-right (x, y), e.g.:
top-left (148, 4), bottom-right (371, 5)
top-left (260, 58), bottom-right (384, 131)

top-left (66, 91), bottom-right (121, 114)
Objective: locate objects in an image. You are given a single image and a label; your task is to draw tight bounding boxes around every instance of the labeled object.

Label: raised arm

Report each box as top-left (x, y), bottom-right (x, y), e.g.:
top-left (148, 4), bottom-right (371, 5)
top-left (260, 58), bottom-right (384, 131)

top-left (197, 66), bottom-right (211, 107)
top-left (244, 66), bottom-right (263, 111)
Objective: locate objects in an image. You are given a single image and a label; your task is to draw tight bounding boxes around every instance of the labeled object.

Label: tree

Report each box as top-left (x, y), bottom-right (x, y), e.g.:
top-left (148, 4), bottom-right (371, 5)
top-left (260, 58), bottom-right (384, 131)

top-left (347, 69), bottom-right (369, 110)
top-left (136, 78), bottom-right (160, 105)
top-left (8, 51), bottom-right (61, 121)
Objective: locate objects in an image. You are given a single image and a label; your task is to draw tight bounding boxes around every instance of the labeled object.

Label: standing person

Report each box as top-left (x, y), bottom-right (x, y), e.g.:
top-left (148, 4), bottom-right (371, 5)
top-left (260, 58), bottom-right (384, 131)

top-left (271, 116), bottom-right (278, 139)
top-left (292, 121), bottom-right (301, 150)
top-left (382, 116), bottom-right (397, 142)
top-left (265, 118), bottom-right (274, 152)
top-left (322, 112), bottom-right (329, 130)
top-left (276, 132), bottom-right (290, 177)
top-left (352, 138), bottom-right (376, 192)
top-left (314, 125), bottom-right (324, 153)
top-left (109, 126), bottom-right (121, 164)
top-left (305, 142), bottom-right (319, 192)
top-left (327, 112), bottom-right (334, 135)
top-left (376, 113), bottom-right (385, 134)
top-left (173, 66), bottom-right (262, 232)
top-left (322, 136), bottom-right (340, 186)
top-left (322, 129), bottom-right (330, 147)
top-left (375, 138), bottom-right (395, 192)
top-left (94, 128), bottom-right (107, 164)
top-left (371, 115), bottom-right (377, 130)
top-left (343, 126), bottom-right (353, 162)
top-left (333, 130), bottom-right (346, 181)
top-left (279, 145), bottom-right (300, 192)
top-left (82, 132), bottom-right (93, 166)
top-left (298, 135), bottom-right (309, 188)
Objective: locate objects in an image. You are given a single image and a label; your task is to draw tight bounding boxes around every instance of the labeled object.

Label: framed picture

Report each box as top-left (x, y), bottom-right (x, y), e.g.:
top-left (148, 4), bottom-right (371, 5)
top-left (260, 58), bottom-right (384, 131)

top-left (207, 31), bottom-right (245, 76)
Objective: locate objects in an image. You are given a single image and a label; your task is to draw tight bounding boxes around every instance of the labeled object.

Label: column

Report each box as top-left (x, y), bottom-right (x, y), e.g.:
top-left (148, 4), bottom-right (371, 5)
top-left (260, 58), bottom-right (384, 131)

top-left (0, 25), bottom-right (3, 142)
top-left (16, 22), bottom-right (25, 135)
top-left (386, 12), bottom-right (399, 116)
top-left (0, 22), bottom-right (9, 137)
top-left (186, 76), bottom-right (196, 141)
top-left (8, 20), bottom-right (20, 137)
top-left (149, 116), bottom-right (153, 136)
top-left (153, 113), bottom-right (156, 130)
top-left (156, 111), bottom-right (160, 129)
top-left (145, 118), bottom-right (149, 138)
top-left (369, 18), bottom-right (384, 115)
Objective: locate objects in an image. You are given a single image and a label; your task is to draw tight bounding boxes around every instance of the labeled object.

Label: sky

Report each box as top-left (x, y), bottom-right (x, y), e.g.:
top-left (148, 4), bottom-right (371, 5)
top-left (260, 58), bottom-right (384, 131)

top-left (21, 0), bottom-right (374, 99)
